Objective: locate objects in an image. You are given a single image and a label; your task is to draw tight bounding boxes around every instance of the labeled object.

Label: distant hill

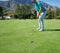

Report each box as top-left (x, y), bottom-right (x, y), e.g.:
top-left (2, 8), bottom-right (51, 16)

top-left (0, 1), bottom-right (10, 10)
top-left (9, 0), bottom-right (53, 8)
top-left (0, 0), bottom-right (53, 11)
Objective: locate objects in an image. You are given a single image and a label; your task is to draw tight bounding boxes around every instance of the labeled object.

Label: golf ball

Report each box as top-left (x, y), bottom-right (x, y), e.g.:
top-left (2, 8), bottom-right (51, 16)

top-left (34, 25), bottom-right (35, 27)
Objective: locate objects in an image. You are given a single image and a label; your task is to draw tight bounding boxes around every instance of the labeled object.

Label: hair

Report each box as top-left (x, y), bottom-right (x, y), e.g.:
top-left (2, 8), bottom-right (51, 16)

top-left (32, 0), bottom-right (36, 3)
top-left (33, 0), bottom-right (36, 2)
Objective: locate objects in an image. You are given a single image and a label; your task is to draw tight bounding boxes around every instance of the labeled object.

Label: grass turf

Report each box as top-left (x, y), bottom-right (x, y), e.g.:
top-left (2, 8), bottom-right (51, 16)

top-left (0, 19), bottom-right (60, 53)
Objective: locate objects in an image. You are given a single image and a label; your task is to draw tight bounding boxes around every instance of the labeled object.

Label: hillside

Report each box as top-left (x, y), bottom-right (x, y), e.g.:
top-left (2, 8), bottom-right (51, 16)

top-left (0, 0), bottom-right (53, 11)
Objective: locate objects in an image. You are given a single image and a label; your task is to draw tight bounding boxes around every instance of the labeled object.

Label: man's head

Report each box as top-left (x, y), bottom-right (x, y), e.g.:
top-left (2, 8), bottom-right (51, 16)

top-left (32, 0), bottom-right (36, 4)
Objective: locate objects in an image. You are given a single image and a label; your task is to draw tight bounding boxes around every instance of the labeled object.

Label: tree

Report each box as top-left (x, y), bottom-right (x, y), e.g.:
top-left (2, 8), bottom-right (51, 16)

top-left (15, 4), bottom-right (21, 19)
top-left (45, 6), bottom-right (60, 19)
top-left (55, 7), bottom-right (60, 19)
top-left (0, 6), bottom-right (3, 16)
top-left (0, 6), bottom-right (4, 19)
top-left (15, 4), bottom-right (33, 19)
top-left (47, 7), bottom-right (52, 19)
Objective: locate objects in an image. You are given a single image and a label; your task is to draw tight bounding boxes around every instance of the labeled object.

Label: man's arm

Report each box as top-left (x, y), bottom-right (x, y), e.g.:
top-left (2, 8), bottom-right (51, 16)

top-left (39, 6), bottom-right (42, 14)
top-left (36, 6), bottom-right (42, 18)
top-left (36, 11), bottom-right (39, 18)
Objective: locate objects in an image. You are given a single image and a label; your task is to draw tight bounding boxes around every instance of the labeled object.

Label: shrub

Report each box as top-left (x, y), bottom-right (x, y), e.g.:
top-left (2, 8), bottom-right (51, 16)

top-left (56, 16), bottom-right (60, 19)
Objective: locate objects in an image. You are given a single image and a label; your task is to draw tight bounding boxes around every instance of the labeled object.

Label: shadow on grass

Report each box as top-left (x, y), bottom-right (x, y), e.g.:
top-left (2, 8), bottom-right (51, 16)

top-left (45, 29), bottom-right (60, 31)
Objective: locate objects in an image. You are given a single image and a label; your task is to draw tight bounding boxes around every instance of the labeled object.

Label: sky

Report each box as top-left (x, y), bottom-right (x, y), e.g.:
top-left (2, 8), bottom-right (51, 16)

top-left (39, 0), bottom-right (60, 7)
top-left (0, 0), bottom-right (60, 7)
top-left (0, 0), bottom-right (8, 1)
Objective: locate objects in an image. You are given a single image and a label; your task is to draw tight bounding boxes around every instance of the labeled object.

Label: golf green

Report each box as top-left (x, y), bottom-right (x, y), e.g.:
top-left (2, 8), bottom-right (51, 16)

top-left (0, 19), bottom-right (60, 53)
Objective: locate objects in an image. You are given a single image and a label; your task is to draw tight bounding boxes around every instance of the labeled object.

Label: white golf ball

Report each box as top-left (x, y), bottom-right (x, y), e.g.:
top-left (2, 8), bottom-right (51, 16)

top-left (34, 25), bottom-right (35, 27)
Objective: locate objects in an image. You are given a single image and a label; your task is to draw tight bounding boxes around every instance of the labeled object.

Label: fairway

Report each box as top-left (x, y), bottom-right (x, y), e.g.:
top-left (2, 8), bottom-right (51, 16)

top-left (0, 19), bottom-right (60, 53)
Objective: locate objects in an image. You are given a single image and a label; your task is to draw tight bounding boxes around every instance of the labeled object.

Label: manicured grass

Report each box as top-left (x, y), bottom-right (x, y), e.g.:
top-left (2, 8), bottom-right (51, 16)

top-left (0, 19), bottom-right (60, 53)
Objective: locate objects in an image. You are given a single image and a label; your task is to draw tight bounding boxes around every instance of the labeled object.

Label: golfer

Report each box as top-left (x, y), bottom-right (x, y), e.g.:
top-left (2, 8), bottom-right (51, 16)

top-left (32, 0), bottom-right (46, 31)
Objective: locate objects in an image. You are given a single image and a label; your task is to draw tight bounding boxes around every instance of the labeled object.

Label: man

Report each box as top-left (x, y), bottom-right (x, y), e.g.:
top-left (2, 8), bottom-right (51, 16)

top-left (32, 0), bottom-right (46, 31)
